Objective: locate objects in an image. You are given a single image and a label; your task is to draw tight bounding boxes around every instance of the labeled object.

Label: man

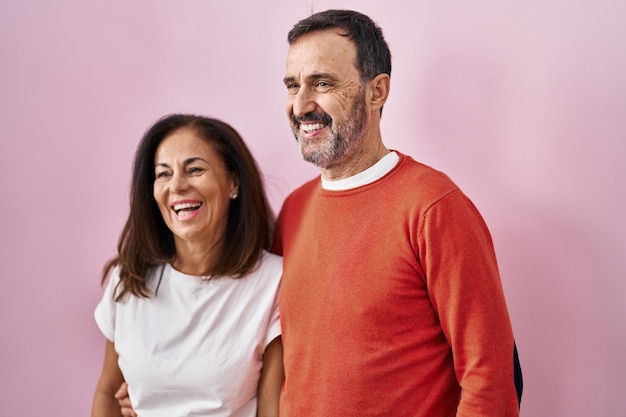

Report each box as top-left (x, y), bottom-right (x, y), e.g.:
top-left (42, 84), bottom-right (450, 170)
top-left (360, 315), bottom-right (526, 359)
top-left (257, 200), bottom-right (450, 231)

top-left (117, 9), bottom-right (522, 416)
top-left (273, 9), bottom-right (522, 416)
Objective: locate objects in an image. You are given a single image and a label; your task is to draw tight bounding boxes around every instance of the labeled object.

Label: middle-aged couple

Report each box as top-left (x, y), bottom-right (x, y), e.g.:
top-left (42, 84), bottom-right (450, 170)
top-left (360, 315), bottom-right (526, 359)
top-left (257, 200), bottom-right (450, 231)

top-left (92, 8), bottom-right (523, 417)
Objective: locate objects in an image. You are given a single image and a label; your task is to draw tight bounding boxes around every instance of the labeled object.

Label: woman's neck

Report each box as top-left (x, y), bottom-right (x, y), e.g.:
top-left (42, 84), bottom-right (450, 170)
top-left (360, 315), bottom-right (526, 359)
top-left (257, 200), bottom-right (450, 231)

top-left (171, 240), bottom-right (221, 276)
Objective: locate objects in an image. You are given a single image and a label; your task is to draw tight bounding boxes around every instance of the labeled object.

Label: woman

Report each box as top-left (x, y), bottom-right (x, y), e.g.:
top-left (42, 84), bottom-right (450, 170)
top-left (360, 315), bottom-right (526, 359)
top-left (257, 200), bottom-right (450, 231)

top-left (91, 114), bottom-right (283, 417)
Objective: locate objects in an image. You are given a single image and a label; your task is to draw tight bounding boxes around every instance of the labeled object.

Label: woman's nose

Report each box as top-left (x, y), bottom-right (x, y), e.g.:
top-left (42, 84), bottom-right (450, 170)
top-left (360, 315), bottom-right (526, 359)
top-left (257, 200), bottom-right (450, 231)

top-left (169, 173), bottom-right (189, 193)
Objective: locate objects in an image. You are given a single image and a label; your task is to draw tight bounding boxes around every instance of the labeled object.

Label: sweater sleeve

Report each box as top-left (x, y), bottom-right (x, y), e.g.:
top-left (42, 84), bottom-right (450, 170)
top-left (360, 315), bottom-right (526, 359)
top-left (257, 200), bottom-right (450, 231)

top-left (419, 190), bottom-right (520, 417)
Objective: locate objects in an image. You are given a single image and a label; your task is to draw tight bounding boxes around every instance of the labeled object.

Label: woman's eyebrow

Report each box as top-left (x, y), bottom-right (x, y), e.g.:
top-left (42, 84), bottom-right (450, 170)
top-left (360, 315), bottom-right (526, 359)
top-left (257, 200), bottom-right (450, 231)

top-left (155, 157), bottom-right (208, 168)
top-left (184, 157), bottom-right (208, 165)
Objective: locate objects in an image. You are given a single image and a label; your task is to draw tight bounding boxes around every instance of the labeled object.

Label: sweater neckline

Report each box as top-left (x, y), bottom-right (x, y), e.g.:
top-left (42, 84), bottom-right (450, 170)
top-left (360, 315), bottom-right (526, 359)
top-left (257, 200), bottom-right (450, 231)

top-left (321, 151), bottom-right (400, 191)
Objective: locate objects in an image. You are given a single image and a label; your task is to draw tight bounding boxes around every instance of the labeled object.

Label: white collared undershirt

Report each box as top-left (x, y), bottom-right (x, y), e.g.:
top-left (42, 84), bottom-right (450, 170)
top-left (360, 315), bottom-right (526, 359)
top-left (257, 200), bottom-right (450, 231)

top-left (321, 151), bottom-right (399, 191)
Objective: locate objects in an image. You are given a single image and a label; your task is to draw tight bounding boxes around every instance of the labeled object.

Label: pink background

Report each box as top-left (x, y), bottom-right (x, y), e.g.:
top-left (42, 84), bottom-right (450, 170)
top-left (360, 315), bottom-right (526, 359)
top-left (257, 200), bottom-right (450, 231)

top-left (1, 1), bottom-right (624, 416)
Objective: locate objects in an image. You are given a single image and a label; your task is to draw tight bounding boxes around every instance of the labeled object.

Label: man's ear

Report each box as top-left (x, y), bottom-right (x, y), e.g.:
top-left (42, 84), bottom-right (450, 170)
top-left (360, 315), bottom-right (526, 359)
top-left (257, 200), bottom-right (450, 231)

top-left (368, 73), bottom-right (390, 112)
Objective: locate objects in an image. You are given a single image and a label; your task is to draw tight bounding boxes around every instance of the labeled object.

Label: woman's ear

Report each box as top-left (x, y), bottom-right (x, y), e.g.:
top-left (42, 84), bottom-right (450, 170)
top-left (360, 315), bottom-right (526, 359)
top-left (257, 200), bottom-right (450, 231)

top-left (230, 176), bottom-right (240, 200)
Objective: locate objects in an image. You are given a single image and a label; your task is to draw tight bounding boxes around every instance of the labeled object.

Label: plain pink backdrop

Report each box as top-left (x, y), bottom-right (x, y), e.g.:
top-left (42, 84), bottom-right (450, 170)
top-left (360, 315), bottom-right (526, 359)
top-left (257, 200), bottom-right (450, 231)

top-left (1, 1), bottom-right (624, 416)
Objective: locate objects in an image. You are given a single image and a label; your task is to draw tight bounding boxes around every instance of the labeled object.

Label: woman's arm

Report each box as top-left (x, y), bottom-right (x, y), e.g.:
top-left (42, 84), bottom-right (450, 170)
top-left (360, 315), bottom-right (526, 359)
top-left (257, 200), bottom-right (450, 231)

top-left (91, 340), bottom-right (125, 417)
top-left (257, 336), bottom-right (284, 417)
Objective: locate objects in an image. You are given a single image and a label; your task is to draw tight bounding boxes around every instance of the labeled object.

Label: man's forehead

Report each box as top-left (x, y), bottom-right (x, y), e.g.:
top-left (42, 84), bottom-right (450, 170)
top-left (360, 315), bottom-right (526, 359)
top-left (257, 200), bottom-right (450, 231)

top-left (287, 29), bottom-right (354, 54)
top-left (285, 31), bottom-right (357, 76)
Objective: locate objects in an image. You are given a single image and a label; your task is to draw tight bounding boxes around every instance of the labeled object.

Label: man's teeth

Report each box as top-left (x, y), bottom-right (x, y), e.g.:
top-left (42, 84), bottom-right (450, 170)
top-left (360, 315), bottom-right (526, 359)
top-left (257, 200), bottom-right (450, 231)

top-left (301, 123), bottom-right (326, 132)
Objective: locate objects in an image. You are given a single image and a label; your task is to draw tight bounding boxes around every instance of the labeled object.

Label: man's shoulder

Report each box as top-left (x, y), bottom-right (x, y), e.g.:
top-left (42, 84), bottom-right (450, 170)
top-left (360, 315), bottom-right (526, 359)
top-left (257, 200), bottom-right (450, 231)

top-left (394, 151), bottom-right (459, 193)
top-left (283, 176), bottom-right (320, 203)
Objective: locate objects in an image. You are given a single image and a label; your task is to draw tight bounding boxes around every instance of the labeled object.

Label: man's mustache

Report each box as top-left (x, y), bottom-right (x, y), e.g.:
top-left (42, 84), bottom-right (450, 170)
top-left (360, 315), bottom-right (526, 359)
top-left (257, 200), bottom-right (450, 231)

top-left (291, 112), bottom-right (333, 126)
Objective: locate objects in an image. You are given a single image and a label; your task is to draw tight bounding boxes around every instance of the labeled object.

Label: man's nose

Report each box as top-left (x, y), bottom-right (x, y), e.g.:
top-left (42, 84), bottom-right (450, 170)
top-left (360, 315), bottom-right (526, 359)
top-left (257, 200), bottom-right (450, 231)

top-left (292, 88), bottom-right (316, 118)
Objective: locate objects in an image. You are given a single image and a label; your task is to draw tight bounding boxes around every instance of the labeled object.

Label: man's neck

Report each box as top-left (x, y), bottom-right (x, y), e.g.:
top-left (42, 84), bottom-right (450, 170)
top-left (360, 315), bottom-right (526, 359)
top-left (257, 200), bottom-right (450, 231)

top-left (321, 138), bottom-right (390, 181)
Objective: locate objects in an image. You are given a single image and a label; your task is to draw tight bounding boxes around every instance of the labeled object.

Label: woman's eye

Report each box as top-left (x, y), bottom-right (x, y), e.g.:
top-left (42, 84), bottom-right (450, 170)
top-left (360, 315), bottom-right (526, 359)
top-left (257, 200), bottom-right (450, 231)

top-left (155, 171), bottom-right (170, 179)
top-left (188, 167), bottom-right (204, 175)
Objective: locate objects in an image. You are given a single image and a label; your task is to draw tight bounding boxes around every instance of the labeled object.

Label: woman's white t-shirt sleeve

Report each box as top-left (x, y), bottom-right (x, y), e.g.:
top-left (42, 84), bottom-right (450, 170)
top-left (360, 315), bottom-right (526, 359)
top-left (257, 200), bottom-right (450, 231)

top-left (94, 269), bottom-right (120, 342)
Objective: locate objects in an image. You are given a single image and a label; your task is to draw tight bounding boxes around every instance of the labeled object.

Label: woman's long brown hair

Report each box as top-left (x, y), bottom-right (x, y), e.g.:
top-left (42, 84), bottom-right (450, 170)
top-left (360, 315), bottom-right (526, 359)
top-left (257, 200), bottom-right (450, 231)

top-left (101, 114), bottom-right (275, 300)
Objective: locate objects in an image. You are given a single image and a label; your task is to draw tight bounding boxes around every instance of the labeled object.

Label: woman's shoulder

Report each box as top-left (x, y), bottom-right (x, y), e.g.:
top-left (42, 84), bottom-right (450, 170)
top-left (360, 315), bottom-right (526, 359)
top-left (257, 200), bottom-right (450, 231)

top-left (259, 250), bottom-right (283, 273)
top-left (108, 264), bottom-right (165, 300)
top-left (250, 251), bottom-right (282, 283)
top-left (262, 250), bottom-right (282, 263)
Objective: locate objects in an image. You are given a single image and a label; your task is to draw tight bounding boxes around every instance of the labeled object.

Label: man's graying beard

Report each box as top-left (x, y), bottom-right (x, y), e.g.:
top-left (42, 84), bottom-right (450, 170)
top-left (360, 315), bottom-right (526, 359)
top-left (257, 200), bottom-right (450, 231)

top-left (290, 90), bottom-right (368, 169)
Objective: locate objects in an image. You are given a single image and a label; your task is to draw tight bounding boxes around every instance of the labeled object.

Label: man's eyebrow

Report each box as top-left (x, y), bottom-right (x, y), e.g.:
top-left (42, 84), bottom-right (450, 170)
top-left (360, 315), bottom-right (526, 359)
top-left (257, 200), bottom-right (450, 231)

top-left (309, 72), bottom-right (335, 80)
top-left (283, 73), bottom-right (337, 85)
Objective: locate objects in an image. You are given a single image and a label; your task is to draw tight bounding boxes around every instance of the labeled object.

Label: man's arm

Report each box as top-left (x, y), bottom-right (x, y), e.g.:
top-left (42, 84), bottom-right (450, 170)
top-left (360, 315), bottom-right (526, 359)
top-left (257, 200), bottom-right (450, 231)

top-left (114, 382), bottom-right (136, 417)
top-left (422, 192), bottom-right (520, 416)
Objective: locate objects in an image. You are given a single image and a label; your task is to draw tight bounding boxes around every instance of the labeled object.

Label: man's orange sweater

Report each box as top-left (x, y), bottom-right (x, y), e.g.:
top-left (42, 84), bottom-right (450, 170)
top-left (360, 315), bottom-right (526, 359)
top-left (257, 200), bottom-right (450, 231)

top-left (273, 152), bottom-right (520, 417)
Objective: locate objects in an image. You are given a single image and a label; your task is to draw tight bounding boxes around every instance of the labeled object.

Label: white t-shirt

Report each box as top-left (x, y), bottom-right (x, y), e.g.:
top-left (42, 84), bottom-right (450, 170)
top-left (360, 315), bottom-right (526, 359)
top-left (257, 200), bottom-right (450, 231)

top-left (94, 251), bottom-right (282, 417)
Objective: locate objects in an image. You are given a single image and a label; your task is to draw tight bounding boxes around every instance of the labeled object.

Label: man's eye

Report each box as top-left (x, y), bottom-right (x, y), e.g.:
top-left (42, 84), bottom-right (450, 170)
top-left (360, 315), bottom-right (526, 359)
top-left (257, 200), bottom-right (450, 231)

top-left (317, 81), bottom-right (329, 88)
